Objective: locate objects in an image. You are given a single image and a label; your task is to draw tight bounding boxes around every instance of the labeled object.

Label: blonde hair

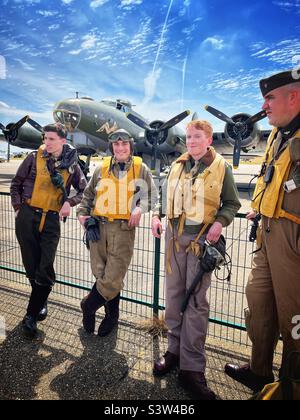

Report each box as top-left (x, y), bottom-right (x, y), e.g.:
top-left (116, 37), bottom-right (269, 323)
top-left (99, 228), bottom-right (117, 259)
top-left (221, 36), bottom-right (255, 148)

top-left (186, 120), bottom-right (213, 138)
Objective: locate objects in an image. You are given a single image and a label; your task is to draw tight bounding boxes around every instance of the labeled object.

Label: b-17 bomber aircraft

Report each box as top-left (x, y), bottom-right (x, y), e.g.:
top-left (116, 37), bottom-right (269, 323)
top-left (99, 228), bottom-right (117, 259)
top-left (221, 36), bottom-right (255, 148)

top-left (0, 96), bottom-right (190, 175)
top-left (0, 96), bottom-right (270, 173)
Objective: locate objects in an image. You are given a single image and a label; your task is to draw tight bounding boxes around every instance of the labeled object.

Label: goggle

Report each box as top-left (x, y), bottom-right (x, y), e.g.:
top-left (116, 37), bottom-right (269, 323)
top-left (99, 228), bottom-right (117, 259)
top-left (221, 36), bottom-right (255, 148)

top-left (109, 132), bottom-right (132, 142)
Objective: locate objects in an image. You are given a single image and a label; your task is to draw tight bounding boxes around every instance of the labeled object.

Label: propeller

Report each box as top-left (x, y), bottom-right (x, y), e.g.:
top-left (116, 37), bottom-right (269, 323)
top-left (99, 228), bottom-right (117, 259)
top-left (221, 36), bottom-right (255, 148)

top-left (0, 116), bottom-right (43, 143)
top-left (205, 105), bottom-right (267, 168)
top-left (127, 110), bottom-right (191, 171)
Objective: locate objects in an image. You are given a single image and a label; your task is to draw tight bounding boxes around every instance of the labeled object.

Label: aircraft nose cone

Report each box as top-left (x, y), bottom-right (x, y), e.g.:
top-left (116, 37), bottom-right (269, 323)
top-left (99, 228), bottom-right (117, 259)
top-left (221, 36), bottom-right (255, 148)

top-left (53, 100), bottom-right (81, 131)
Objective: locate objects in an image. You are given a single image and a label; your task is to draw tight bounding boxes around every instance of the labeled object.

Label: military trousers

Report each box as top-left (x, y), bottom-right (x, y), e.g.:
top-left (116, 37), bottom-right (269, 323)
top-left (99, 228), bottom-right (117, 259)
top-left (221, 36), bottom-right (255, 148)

top-left (246, 216), bottom-right (300, 377)
top-left (165, 225), bottom-right (212, 373)
top-left (89, 220), bottom-right (135, 301)
top-left (15, 203), bottom-right (60, 287)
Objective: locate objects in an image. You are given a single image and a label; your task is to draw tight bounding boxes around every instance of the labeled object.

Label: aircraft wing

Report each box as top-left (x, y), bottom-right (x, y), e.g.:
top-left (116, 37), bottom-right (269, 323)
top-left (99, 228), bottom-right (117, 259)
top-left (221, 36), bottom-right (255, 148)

top-left (212, 129), bottom-right (270, 160)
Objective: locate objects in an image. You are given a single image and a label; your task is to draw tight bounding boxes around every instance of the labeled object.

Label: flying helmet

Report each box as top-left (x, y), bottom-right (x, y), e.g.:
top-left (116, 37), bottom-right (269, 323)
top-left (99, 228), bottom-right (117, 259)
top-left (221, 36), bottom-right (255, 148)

top-left (108, 129), bottom-right (134, 154)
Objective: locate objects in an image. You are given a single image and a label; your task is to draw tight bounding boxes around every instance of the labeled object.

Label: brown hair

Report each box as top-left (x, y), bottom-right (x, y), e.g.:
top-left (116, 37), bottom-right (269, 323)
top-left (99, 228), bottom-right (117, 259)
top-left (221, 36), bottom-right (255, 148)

top-left (43, 123), bottom-right (67, 139)
top-left (186, 120), bottom-right (213, 138)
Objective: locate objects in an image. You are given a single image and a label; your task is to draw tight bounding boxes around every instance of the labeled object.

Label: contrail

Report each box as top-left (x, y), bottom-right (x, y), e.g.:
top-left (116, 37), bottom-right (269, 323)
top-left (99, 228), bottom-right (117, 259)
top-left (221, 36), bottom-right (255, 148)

top-left (152, 0), bottom-right (174, 75)
top-left (143, 0), bottom-right (174, 104)
top-left (180, 48), bottom-right (189, 112)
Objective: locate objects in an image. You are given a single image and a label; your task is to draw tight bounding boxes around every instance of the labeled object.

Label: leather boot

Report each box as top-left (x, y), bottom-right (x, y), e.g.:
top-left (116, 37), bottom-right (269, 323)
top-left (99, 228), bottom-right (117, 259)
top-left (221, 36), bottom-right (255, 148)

top-left (81, 284), bottom-right (106, 333)
top-left (153, 351), bottom-right (179, 376)
top-left (29, 279), bottom-right (48, 322)
top-left (224, 363), bottom-right (274, 392)
top-left (22, 315), bottom-right (38, 337)
top-left (37, 302), bottom-right (48, 322)
top-left (23, 284), bottom-right (51, 338)
top-left (178, 370), bottom-right (216, 400)
top-left (98, 293), bottom-right (120, 337)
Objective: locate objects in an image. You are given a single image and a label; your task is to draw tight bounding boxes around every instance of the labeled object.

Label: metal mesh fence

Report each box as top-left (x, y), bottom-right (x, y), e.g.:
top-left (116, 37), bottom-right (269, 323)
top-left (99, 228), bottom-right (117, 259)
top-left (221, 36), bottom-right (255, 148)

top-left (0, 192), bottom-right (255, 346)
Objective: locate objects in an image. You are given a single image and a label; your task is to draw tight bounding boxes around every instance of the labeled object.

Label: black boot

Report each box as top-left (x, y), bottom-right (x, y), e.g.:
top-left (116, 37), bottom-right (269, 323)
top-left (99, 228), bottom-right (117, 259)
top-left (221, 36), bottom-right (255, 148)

top-left (29, 279), bottom-right (48, 322)
top-left (37, 302), bottom-right (48, 322)
top-left (23, 284), bottom-right (52, 338)
top-left (81, 284), bottom-right (106, 333)
top-left (22, 315), bottom-right (38, 338)
top-left (98, 293), bottom-right (120, 337)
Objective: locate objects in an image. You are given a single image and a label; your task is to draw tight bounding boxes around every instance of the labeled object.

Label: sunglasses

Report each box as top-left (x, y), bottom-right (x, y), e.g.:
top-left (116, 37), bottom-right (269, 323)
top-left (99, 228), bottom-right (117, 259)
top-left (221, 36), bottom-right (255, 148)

top-left (109, 132), bottom-right (132, 142)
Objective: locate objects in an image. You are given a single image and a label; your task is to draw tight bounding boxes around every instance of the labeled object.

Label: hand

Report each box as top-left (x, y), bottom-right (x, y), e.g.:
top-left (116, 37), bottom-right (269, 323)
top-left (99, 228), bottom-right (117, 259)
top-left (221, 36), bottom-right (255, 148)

top-left (15, 210), bottom-right (20, 218)
top-left (206, 221), bottom-right (223, 244)
top-left (78, 215), bottom-right (91, 227)
top-left (246, 210), bottom-right (257, 221)
top-left (128, 207), bottom-right (142, 228)
top-left (151, 216), bottom-right (163, 238)
top-left (59, 201), bottom-right (71, 220)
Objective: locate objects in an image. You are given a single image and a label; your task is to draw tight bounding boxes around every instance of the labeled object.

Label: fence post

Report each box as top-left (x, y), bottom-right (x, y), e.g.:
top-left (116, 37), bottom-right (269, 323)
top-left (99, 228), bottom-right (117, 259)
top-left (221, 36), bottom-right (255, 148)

top-left (153, 236), bottom-right (161, 317)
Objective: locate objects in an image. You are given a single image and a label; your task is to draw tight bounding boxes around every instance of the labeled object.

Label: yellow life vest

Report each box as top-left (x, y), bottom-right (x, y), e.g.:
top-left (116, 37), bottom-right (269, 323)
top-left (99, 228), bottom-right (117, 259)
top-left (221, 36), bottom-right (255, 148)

top-left (93, 156), bottom-right (142, 221)
top-left (167, 148), bottom-right (226, 226)
top-left (29, 145), bottom-right (70, 212)
top-left (252, 128), bottom-right (300, 224)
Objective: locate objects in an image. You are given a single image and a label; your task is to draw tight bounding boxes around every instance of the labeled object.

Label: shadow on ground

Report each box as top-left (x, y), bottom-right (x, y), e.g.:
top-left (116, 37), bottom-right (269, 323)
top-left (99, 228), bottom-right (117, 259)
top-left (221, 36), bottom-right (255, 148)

top-left (0, 281), bottom-right (263, 400)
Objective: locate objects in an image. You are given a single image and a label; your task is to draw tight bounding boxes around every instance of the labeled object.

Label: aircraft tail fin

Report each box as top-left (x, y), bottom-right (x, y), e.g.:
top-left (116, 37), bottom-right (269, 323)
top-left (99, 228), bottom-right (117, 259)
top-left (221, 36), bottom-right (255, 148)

top-left (192, 112), bottom-right (198, 121)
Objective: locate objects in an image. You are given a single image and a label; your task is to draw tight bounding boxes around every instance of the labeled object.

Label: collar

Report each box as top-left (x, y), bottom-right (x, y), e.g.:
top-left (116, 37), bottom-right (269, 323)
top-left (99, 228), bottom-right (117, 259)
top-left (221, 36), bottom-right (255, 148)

top-left (112, 156), bottom-right (133, 171)
top-left (176, 147), bottom-right (216, 167)
top-left (279, 112), bottom-right (300, 140)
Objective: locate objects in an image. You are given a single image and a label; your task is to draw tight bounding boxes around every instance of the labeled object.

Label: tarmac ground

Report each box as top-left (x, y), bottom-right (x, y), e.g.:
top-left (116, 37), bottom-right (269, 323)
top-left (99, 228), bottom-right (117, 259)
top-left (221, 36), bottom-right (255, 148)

top-left (0, 279), bottom-right (282, 401)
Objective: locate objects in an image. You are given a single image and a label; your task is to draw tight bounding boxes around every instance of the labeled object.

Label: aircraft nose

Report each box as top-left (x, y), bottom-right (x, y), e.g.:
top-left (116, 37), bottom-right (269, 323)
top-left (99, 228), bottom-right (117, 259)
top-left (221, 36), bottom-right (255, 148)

top-left (53, 100), bottom-right (81, 131)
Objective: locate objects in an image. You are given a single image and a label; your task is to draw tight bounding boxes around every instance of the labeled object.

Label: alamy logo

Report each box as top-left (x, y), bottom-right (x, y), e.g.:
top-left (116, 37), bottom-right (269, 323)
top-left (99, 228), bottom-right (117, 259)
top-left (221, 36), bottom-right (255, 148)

top-left (292, 315), bottom-right (300, 340)
top-left (0, 55), bottom-right (6, 79)
top-left (0, 315), bottom-right (6, 341)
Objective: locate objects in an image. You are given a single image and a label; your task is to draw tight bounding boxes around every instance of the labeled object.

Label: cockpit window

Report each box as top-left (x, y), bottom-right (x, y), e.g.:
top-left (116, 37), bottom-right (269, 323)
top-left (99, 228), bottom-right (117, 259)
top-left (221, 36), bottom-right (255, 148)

top-left (53, 101), bottom-right (81, 132)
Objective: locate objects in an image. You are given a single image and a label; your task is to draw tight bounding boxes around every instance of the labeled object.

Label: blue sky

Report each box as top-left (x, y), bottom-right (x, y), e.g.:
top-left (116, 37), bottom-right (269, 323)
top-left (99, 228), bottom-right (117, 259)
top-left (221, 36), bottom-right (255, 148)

top-left (0, 0), bottom-right (300, 134)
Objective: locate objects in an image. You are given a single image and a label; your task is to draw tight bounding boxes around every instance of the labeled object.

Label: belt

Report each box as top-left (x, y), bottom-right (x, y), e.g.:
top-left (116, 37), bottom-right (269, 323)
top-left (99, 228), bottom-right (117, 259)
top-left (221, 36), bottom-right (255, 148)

top-left (28, 206), bottom-right (59, 216)
top-left (97, 216), bottom-right (128, 223)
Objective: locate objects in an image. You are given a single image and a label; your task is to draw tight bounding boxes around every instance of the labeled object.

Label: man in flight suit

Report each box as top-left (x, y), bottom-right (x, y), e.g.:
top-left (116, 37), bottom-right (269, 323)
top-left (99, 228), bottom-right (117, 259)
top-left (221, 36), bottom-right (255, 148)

top-left (225, 69), bottom-right (300, 393)
top-left (152, 120), bottom-right (241, 400)
top-left (10, 123), bottom-right (87, 337)
top-left (77, 129), bottom-right (158, 337)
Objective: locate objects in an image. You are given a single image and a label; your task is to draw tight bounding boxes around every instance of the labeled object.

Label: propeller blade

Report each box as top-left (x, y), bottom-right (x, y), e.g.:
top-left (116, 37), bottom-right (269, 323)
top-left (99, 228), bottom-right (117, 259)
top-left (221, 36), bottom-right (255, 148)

top-left (0, 122), bottom-right (6, 132)
top-left (27, 118), bottom-right (43, 132)
top-left (232, 133), bottom-right (242, 169)
top-left (9, 115), bottom-right (30, 132)
top-left (205, 105), bottom-right (234, 125)
top-left (126, 113), bottom-right (151, 131)
top-left (244, 110), bottom-right (267, 126)
top-left (159, 110), bottom-right (191, 131)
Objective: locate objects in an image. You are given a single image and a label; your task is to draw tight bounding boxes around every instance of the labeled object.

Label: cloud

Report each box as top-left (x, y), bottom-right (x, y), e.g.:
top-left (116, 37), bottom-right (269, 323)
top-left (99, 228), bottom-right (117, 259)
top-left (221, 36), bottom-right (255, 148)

top-left (119, 0), bottom-right (143, 8)
top-left (14, 58), bottom-right (35, 71)
top-left (49, 24), bottom-right (60, 31)
top-left (0, 101), bottom-right (10, 108)
top-left (62, 0), bottom-right (74, 4)
top-left (202, 36), bottom-right (225, 50)
top-left (273, 0), bottom-right (300, 13)
top-left (37, 10), bottom-right (59, 17)
top-left (143, 69), bottom-right (161, 104)
top-left (90, 0), bottom-right (109, 9)
top-left (81, 34), bottom-right (98, 50)
top-left (250, 38), bottom-right (300, 65)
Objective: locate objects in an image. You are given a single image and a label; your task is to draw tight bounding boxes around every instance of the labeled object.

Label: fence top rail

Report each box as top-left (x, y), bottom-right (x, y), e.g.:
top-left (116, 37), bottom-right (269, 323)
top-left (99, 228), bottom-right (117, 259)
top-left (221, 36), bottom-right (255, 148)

top-left (0, 192), bottom-right (248, 219)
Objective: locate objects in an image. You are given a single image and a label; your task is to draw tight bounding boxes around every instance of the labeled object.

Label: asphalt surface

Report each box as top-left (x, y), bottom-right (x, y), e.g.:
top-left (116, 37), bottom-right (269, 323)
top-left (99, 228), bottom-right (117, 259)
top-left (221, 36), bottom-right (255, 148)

top-left (0, 278), bottom-right (276, 401)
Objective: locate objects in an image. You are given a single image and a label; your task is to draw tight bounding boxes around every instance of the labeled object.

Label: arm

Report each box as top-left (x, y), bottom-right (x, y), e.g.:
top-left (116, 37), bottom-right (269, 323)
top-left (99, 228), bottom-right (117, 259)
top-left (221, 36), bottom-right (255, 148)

top-left (207, 164), bottom-right (241, 243)
top-left (76, 165), bottom-right (101, 220)
top-left (67, 165), bottom-right (88, 207)
top-left (215, 164), bottom-right (241, 227)
top-left (129, 163), bottom-right (159, 228)
top-left (10, 153), bottom-right (35, 211)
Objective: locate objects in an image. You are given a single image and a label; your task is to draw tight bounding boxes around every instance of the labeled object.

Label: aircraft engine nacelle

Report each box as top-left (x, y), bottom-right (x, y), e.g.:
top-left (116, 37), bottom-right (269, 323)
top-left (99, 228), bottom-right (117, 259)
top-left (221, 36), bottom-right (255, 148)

top-left (144, 121), bottom-right (185, 155)
top-left (224, 113), bottom-right (261, 152)
top-left (6, 123), bottom-right (43, 150)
